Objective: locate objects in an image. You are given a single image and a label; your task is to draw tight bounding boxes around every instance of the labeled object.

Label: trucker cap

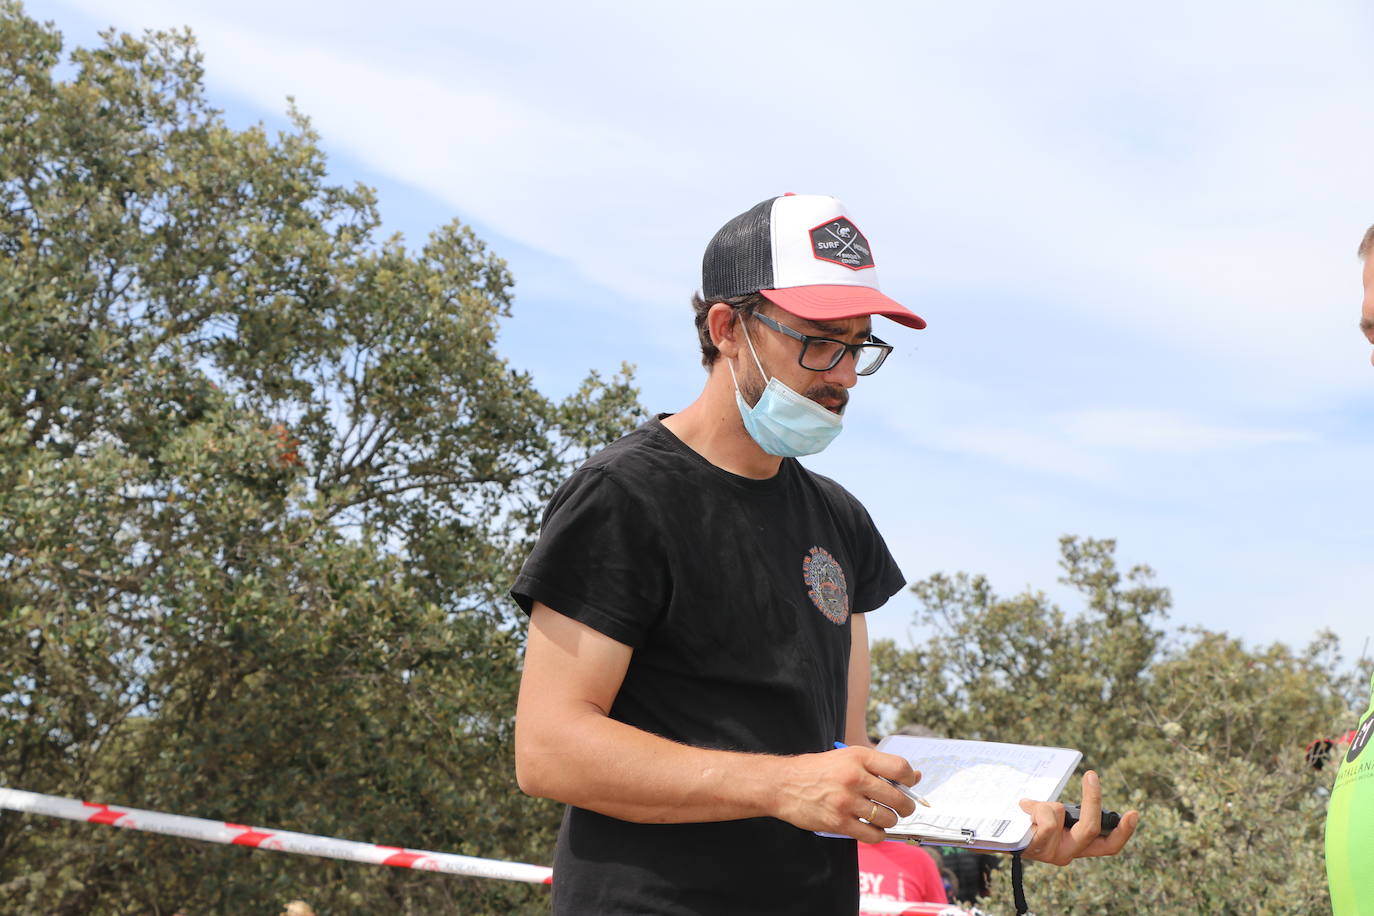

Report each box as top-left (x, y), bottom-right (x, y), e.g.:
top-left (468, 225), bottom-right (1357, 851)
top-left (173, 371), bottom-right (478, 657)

top-left (701, 194), bottom-right (926, 329)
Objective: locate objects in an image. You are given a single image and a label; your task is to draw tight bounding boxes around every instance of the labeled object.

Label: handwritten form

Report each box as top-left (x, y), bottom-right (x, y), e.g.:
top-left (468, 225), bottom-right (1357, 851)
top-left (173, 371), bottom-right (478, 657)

top-left (876, 736), bottom-right (1082, 848)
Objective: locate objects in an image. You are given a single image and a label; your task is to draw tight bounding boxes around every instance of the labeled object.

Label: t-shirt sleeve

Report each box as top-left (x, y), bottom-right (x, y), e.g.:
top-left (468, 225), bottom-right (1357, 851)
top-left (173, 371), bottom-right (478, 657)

top-left (839, 490), bottom-right (906, 615)
top-left (510, 465), bottom-right (669, 648)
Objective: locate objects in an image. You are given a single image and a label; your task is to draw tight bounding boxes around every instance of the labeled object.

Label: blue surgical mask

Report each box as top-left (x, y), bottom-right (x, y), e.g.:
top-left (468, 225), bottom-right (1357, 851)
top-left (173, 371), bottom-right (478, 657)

top-left (729, 323), bottom-right (843, 458)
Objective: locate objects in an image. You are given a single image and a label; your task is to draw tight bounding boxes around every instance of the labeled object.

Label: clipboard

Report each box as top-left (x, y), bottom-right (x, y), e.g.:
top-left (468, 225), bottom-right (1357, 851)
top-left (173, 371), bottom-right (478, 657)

top-left (874, 735), bottom-right (1082, 851)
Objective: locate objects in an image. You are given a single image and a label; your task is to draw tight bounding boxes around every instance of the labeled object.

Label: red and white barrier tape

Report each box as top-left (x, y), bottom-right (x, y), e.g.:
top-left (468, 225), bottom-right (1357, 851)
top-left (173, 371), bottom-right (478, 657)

top-left (2, 787), bottom-right (972, 912)
top-left (0, 788), bottom-right (552, 885)
top-left (859, 902), bottom-right (968, 915)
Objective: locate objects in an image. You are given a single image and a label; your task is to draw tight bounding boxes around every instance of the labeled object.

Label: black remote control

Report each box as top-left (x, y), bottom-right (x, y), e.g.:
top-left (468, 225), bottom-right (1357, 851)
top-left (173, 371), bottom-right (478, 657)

top-left (1061, 803), bottom-right (1121, 836)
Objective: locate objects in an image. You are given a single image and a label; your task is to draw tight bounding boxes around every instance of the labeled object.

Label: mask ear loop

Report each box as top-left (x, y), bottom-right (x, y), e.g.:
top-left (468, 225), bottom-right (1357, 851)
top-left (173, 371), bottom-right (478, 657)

top-left (725, 355), bottom-right (746, 404)
top-left (726, 314), bottom-right (770, 395)
top-left (739, 316), bottom-right (770, 380)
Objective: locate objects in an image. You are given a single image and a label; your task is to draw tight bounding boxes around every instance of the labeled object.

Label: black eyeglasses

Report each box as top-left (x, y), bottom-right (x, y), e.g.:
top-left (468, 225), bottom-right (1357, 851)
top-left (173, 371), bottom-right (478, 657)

top-left (749, 310), bottom-right (893, 376)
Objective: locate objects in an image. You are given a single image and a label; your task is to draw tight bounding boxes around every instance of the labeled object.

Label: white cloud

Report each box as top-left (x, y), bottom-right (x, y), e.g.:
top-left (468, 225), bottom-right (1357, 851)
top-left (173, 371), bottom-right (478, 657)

top-left (66, 0), bottom-right (711, 309)
top-left (55, 0), bottom-right (1374, 408)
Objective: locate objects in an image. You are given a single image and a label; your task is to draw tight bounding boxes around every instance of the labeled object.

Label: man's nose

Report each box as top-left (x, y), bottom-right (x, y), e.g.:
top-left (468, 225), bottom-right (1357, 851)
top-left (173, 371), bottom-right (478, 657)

top-left (822, 352), bottom-right (860, 388)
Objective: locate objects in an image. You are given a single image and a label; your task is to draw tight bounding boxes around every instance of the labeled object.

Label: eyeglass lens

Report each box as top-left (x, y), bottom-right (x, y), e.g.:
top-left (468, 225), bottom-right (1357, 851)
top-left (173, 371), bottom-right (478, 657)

top-left (800, 339), bottom-right (888, 375)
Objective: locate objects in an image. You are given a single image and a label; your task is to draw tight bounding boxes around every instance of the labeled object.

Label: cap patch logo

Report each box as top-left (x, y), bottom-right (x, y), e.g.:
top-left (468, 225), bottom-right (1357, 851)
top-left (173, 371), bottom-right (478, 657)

top-left (802, 546), bottom-right (849, 625)
top-left (809, 217), bottom-right (874, 271)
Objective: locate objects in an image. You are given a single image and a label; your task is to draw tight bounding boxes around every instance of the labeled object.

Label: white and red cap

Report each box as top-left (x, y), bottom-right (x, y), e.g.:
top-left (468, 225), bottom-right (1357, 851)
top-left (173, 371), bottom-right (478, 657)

top-left (701, 193), bottom-right (925, 329)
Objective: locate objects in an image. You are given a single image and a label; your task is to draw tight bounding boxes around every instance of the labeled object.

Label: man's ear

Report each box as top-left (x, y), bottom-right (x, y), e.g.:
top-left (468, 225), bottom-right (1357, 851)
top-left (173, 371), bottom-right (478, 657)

top-left (708, 303), bottom-right (742, 359)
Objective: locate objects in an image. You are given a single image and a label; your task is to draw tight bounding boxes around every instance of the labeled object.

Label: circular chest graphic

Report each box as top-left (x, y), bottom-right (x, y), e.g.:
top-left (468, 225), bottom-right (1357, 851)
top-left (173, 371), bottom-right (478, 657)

top-left (803, 546), bottom-right (849, 625)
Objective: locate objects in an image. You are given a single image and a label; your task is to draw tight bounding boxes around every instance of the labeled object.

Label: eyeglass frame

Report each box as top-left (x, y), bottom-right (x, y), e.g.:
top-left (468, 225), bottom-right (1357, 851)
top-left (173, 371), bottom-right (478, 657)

top-left (745, 308), bottom-right (894, 376)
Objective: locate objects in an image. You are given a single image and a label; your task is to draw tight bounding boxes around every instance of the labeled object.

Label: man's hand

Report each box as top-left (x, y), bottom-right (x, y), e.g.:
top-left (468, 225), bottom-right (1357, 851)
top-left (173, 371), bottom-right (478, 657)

top-left (769, 745), bottom-right (920, 844)
top-left (1017, 770), bottom-right (1139, 865)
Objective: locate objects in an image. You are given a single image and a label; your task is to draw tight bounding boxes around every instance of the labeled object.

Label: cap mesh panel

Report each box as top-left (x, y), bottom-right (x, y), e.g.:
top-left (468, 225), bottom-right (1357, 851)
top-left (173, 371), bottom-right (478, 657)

top-left (701, 197), bottom-right (777, 300)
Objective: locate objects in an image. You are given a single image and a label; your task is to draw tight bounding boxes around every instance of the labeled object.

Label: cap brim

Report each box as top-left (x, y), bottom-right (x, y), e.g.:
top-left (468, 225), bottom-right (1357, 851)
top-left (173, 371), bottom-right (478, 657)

top-left (760, 285), bottom-right (926, 330)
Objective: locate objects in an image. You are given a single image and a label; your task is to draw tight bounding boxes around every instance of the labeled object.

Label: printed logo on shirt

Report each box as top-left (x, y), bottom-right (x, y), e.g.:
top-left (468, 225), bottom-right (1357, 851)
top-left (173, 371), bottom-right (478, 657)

top-left (1347, 713), bottom-right (1373, 764)
top-left (803, 546), bottom-right (849, 625)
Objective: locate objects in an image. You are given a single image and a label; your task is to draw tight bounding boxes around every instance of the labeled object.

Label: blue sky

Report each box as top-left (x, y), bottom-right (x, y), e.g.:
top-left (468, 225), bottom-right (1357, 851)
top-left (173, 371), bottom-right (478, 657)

top-left (27, 0), bottom-right (1374, 661)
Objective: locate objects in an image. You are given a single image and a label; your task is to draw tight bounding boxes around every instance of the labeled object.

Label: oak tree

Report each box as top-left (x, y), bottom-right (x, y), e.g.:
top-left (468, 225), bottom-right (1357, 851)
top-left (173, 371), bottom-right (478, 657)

top-left (0, 5), bottom-right (641, 912)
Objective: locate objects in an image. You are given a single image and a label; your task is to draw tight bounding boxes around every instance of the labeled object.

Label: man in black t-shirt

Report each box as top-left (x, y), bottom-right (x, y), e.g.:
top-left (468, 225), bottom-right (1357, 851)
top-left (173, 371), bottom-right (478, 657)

top-left (513, 195), bottom-right (1137, 915)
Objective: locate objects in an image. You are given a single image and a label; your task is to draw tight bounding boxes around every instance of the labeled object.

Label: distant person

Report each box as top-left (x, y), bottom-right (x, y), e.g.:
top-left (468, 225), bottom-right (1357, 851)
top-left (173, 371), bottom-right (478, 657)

top-left (857, 839), bottom-right (949, 912)
top-left (938, 846), bottom-right (1001, 906)
top-left (1326, 226), bottom-right (1374, 914)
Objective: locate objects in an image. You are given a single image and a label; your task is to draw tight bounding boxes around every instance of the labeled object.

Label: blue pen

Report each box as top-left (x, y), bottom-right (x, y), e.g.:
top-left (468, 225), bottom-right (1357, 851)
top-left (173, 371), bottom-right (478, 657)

top-left (834, 741), bottom-right (932, 808)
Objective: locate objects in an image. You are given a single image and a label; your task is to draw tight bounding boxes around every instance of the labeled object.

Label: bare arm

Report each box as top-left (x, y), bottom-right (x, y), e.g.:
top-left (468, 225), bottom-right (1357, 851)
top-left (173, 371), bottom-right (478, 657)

top-left (844, 613), bottom-right (874, 747)
top-left (514, 602), bottom-right (917, 841)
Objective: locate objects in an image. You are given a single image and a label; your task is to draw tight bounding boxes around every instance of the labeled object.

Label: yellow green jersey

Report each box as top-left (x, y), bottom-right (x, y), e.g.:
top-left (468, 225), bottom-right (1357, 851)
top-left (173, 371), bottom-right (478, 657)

top-left (1327, 671), bottom-right (1374, 915)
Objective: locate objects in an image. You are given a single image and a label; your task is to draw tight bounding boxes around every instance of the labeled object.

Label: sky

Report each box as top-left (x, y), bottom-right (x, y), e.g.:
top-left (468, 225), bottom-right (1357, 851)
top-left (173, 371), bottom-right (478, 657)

top-left (24, 0), bottom-right (1374, 663)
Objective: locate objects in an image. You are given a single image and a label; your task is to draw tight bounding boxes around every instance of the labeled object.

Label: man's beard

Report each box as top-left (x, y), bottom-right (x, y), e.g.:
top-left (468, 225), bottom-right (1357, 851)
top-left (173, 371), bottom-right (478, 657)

top-left (738, 371), bottom-right (849, 416)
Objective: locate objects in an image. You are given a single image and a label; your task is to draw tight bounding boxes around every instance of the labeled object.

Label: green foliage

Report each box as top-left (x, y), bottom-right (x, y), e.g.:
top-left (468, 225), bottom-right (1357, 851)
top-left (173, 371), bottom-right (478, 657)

top-left (0, 4), bottom-right (643, 912)
top-left (870, 536), bottom-right (1360, 915)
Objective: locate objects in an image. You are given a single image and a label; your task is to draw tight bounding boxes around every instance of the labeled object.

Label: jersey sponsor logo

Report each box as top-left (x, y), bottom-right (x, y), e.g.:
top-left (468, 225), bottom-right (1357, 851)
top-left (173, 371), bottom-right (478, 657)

top-left (1347, 712), bottom-right (1373, 764)
top-left (803, 545), bottom-right (849, 624)
top-left (809, 217), bottom-right (875, 270)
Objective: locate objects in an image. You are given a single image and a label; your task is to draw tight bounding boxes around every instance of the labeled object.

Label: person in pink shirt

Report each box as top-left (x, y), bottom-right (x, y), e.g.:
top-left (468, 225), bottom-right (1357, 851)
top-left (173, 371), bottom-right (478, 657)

top-left (858, 839), bottom-right (949, 912)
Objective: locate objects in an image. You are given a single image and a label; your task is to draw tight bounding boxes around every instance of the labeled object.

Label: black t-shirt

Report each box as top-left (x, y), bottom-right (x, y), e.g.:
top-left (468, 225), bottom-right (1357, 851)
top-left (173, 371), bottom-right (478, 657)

top-left (512, 416), bottom-right (906, 915)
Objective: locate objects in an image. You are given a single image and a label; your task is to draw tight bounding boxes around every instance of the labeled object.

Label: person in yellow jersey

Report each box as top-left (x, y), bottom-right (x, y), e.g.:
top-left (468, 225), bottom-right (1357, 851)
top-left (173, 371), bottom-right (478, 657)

top-left (1325, 224), bottom-right (1374, 914)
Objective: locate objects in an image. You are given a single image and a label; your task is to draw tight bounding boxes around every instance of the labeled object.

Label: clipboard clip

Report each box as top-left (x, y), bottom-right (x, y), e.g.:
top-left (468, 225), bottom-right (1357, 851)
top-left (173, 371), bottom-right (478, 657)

top-left (905, 824), bottom-right (977, 845)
